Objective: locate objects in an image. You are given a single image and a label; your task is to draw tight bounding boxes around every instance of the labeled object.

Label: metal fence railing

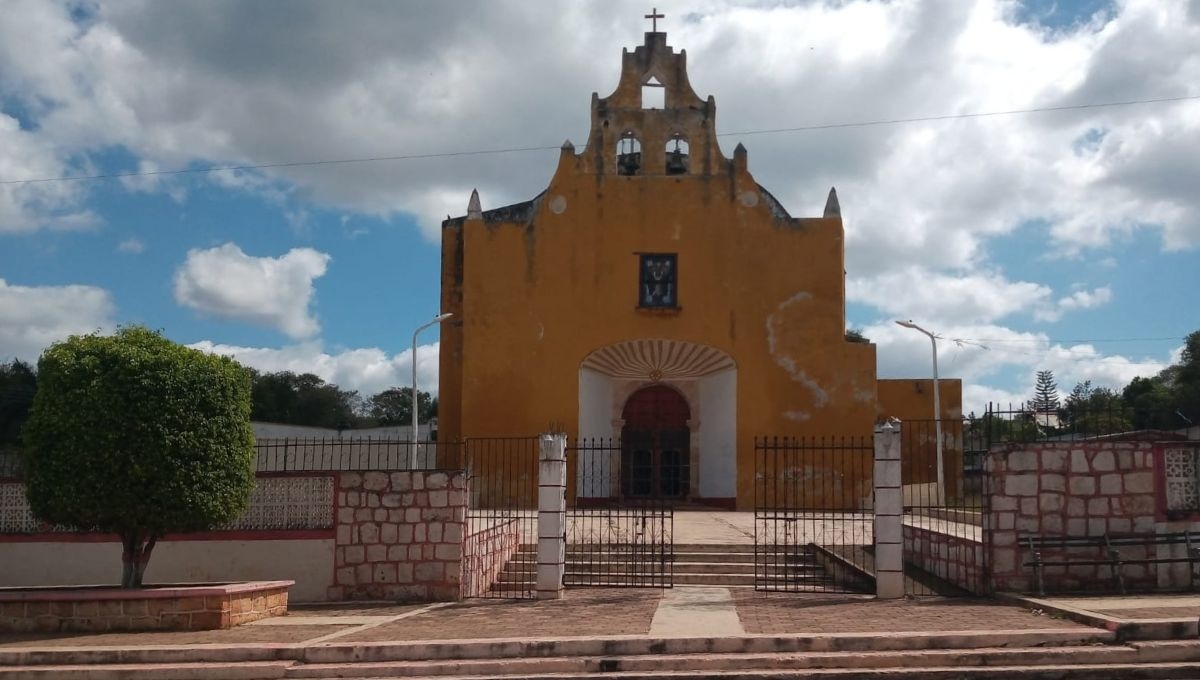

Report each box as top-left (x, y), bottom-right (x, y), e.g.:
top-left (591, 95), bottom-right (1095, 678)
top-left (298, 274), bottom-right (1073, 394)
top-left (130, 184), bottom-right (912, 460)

top-left (754, 436), bottom-right (874, 594)
top-left (976, 402), bottom-right (1195, 447)
top-left (254, 438), bottom-right (462, 472)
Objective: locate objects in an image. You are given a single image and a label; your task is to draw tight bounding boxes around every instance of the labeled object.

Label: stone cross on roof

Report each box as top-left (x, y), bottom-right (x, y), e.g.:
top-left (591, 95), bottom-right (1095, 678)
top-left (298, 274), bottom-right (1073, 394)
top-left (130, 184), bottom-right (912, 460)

top-left (644, 7), bottom-right (664, 32)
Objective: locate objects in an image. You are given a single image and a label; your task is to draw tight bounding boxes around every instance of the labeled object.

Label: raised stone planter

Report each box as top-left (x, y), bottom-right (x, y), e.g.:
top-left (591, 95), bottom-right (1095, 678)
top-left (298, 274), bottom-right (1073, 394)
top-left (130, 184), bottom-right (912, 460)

top-left (0, 580), bottom-right (293, 632)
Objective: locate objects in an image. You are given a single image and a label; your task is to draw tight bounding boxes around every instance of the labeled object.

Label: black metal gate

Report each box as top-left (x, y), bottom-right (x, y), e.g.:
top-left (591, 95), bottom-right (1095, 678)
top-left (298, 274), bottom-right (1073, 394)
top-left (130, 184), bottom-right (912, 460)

top-left (566, 438), bottom-right (674, 587)
top-left (463, 437), bottom-right (539, 599)
top-left (754, 436), bottom-right (874, 593)
top-left (900, 419), bottom-right (991, 595)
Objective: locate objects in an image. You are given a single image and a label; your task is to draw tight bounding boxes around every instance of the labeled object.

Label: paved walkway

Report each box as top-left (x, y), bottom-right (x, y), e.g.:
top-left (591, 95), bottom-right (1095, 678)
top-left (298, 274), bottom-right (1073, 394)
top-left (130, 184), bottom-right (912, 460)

top-left (649, 586), bottom-right (744, 636)
top-left (4, 584), bottom-right (1200, 650)
top-left (0, 589), bottom-right (1101, 648)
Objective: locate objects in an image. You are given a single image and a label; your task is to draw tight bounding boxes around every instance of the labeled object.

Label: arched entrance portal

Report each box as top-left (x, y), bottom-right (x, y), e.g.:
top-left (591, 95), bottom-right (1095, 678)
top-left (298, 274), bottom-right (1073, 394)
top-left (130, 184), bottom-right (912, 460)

top-left (621, 385), bottom-right (690, 499)
top-left (578, 338), bottom-right (737, 505)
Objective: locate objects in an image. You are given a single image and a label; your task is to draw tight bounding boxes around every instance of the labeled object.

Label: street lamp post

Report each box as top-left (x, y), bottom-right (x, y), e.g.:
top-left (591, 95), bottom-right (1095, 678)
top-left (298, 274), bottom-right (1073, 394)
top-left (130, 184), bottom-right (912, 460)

top-left (895, 320), bottom-right (944, 505)
top-left (411, 313), bottom-right (453, 469)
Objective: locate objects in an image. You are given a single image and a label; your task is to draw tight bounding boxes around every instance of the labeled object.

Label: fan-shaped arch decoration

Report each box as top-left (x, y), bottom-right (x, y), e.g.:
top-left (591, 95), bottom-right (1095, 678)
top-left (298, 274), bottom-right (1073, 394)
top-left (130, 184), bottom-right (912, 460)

top-left (581, 339), bottom-right (735, 380)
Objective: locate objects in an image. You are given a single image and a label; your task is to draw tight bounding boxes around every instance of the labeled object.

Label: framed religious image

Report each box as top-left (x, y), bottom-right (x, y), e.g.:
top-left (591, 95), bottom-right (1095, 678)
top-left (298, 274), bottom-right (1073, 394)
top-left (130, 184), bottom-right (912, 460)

top-left (638, 253), bottom-right (677, 309)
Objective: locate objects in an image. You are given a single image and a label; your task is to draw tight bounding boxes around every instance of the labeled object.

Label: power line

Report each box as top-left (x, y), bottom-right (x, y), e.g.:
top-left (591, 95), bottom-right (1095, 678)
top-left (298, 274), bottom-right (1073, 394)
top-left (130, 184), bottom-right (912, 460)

top-left (956, 335), bottom-right (1187, 345)
top-left (2, 94), bottom-right (1196, 186)
top-left (721, 95), bottom-right (1200, 137)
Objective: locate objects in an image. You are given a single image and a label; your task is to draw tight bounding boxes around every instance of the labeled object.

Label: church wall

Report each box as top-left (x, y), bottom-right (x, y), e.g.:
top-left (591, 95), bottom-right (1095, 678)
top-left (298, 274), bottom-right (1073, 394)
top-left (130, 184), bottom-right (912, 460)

top-left (878, 379), bottom-right (966, 498)
top-left (438, 222), bottom-right (465, 469)
top-left (449, 172), bottom-right (878, 508)
top-left (877, 379), bottom-right (963, 422)
top-left (437, 30), bottom-right (914, 508)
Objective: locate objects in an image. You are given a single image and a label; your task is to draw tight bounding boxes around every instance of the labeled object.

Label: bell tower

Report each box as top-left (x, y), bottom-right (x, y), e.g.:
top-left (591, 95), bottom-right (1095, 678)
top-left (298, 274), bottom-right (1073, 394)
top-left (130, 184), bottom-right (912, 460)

top-left (576, 22), bottom-right (727, 178)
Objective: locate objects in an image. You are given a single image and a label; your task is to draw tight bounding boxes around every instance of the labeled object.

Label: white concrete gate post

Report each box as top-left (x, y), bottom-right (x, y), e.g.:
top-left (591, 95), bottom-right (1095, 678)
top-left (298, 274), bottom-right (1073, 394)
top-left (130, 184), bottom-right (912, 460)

top-left (537, 433), bottom-right (567, 600)
top-left (874, 422), bottom-right (904, 599)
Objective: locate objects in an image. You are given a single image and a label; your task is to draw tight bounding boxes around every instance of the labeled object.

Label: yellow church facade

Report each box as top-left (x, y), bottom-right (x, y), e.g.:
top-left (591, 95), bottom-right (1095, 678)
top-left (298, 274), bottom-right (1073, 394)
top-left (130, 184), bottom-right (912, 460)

top-left (439, 30), bottom-right (960, 509)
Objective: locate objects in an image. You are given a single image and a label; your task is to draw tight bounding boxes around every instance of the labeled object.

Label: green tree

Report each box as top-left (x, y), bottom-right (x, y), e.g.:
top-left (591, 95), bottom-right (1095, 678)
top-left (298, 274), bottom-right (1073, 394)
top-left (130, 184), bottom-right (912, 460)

top-left (0, 360), bottom-right (37, 448)
top-left (21, 327), bottom-right (256, 588)
top-left (983, 411), bottom-right (1041, 443)
top-left (1171, 330), bottom-right (1200, 424)
top-left (366, 388), bottom-right (436, 426)
top-left (1030, 370), bottom-right (1060, 412)
top-left (1122, 375), bottom-right (1177, 430)
top-left (844, 329), bottom-right (869, 343)
top-left (248, 370), bottom-right (361, 429)
top-left (1064, 381), bottom-right (1132, 436)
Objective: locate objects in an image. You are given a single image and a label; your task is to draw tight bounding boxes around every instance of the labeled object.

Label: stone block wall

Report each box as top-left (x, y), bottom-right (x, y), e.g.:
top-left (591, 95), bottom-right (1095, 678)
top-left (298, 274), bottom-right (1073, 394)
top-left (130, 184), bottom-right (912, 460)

top-left (330, 470), bottom-right (467, 601)
top-left (987, 441), bottom-right (1158, 593)
top-left (903, 523), bottom-right (984, 594)
top-left (460, 519), bottom-right (521, 598)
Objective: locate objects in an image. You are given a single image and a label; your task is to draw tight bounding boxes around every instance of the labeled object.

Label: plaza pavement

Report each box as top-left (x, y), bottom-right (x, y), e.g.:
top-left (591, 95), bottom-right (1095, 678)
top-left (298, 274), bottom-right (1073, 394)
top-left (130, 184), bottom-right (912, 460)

top-left (4, 510), bottom-right (1199, 677)
top-left (3, 588), bottom-right (1196, 649)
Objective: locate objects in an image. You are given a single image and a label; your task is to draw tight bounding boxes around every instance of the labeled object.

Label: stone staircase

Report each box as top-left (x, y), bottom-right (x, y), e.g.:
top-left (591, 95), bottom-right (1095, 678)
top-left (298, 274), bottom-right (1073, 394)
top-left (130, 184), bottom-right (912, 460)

top-left (10, 630), bottom-right (1200, 679)
top-left (493, 542), bottom-right (850, 590)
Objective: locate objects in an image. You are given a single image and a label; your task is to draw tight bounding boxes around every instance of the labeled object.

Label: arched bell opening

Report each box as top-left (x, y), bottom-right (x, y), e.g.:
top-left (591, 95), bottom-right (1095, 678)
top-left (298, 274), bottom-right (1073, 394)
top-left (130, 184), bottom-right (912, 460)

top-left (665, 134), bottom-right (690, 175)
top-left (616, 132), bottom-right (642, 176)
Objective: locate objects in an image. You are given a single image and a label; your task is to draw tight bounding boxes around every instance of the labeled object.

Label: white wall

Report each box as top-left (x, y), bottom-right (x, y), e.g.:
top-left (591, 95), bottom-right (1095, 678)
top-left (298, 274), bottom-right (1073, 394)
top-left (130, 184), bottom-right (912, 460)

top-left (577, 368), bottom-right (616, 497)
top-left (0, 539), bottom-right (335, 602)
top-left (252, 422), bottom-right (430, 441)
top-left (698, 368), bottom-right (737, 498)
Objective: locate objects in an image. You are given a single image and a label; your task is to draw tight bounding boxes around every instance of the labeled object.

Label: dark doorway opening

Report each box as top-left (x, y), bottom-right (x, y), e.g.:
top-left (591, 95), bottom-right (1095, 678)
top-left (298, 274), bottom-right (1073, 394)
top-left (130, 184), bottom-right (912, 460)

top-left (621, 385), bottom-right (690, 500)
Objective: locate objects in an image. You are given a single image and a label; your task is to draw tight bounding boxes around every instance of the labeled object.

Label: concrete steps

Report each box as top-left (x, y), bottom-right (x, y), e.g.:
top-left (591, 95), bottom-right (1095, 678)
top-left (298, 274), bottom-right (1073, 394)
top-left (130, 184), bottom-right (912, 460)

top-left (493, 542), bottom-right (837, 590)
top-left (11, 633), bottom-right (1200, 679)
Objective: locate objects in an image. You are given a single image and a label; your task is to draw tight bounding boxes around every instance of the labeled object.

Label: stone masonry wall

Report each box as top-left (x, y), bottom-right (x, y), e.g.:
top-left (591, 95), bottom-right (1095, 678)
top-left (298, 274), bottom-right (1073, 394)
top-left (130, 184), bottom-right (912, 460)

top-left (460, 519), bottom-right (521, 598)
top-left (903, 523), bottom-right (984, 594)
top-left (987, 441), bottom-right (1157, 594)
top-left (330, 470), bottom-right (466, 601)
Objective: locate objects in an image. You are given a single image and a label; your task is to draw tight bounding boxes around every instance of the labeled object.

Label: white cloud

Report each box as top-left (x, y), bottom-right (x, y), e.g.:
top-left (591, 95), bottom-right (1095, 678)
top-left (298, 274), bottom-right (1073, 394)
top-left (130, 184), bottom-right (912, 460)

top-left (849, 267), bottom-right (1051, 326)
top-left (189, 340), bottom-right (441, 397)
top-left (173, 243), bottom-right (330, 339)
top-left (116, 237), bottom-right (145, 254)
top-left (3, 0), bottom-right (1196, 409)
top-left (850, 269), bottom-right (1113, 326)
top-left (118, 160), bottom-right (186, 203)
top-left (872, 320), bottom-right (1168, 414)
top-left (0, 278), bottom-right (116, 362)
top-left (0, 114), bottom-right (99, 233)
top-left (1035, 285), bottom-right (1113, 321)
top-left (4, 0), bottom-right (1199, 254)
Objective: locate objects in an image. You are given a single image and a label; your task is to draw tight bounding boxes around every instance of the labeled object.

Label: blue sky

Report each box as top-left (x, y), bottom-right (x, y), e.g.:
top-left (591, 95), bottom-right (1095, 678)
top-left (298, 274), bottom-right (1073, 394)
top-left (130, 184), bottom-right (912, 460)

top-left (1, 0), bottom-right (1197, 414)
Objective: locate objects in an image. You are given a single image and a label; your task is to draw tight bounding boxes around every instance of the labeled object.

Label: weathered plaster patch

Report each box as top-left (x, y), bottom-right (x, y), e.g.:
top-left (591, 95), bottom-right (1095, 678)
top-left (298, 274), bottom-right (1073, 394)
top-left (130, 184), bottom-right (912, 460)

top-left (766, 292), bottom-right (829, 407)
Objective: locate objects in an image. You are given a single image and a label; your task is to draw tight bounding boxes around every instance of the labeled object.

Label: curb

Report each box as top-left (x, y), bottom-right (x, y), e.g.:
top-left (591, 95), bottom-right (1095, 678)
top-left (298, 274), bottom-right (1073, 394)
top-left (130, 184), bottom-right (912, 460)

top-left (0, 629), bottom-right (1116, 667)
top-left (997, 593), bottom-right (1200, 641)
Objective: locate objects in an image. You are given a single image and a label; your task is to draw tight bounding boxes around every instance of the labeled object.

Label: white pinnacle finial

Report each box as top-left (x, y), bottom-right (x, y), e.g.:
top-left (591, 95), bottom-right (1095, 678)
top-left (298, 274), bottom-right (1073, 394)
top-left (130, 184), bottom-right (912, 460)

top-left (824, 187), bottom-right (841, 218)
top-left (467, 189), bottom-right (482, 219)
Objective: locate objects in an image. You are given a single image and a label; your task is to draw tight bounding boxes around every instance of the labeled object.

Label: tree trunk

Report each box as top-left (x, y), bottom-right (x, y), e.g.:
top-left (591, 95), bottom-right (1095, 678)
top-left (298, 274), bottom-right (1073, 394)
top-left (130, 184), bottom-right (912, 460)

top-left (120, 531), bottom-right (158, 588)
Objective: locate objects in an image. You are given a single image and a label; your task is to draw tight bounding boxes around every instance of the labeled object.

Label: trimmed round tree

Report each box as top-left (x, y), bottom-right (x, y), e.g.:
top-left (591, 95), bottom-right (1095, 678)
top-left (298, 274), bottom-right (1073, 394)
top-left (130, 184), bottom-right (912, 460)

top-left (22, 327), bottom-right (256, 588)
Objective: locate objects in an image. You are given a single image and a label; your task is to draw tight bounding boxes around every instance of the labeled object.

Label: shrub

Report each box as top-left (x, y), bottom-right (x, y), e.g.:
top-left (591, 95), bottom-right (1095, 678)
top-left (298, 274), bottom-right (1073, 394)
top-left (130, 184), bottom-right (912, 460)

top-left (22, 327), bottom-right (255, 587)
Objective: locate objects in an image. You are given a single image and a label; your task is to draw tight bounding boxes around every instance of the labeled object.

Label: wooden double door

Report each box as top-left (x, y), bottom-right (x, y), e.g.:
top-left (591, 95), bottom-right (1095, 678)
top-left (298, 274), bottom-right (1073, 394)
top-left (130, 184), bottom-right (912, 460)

top-left (620, 385), bottom-right (690, 500)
